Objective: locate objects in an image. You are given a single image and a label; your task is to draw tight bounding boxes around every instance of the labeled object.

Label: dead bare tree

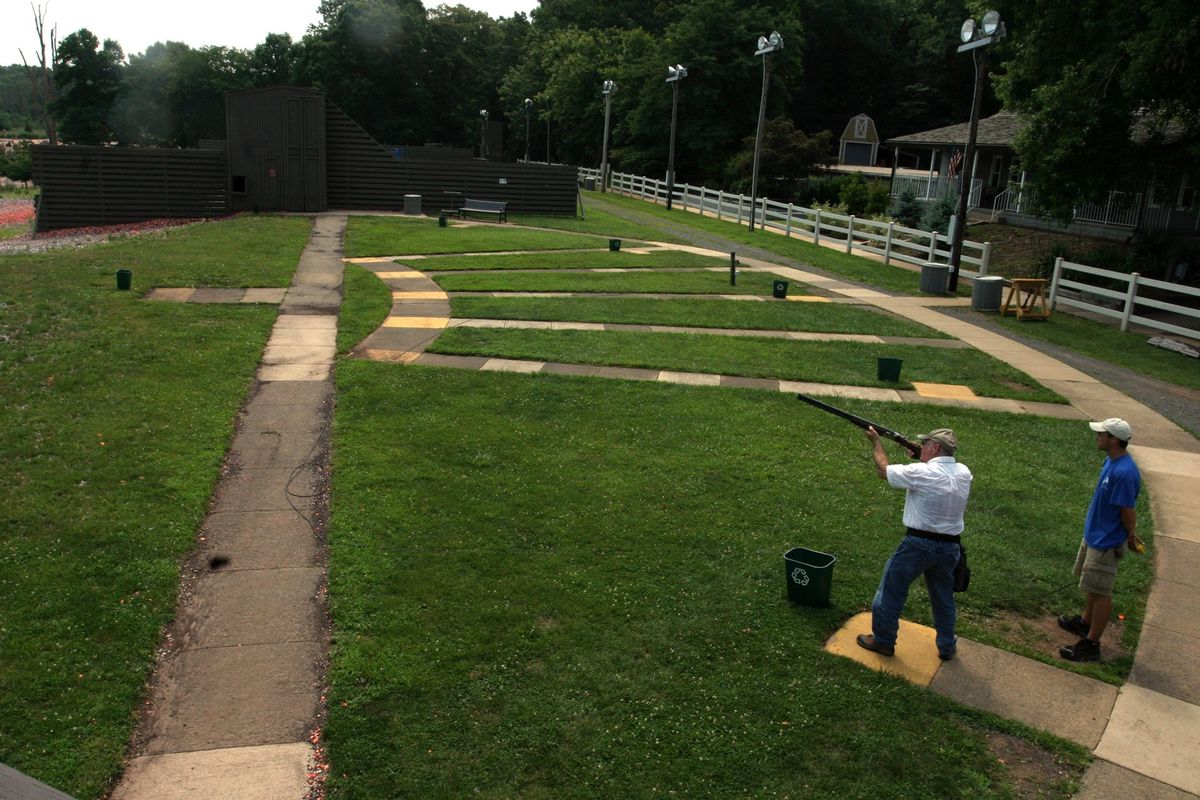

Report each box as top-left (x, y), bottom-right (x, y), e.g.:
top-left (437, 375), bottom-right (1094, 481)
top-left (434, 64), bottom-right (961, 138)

top-left (19, 2), bottom-right (58, 145)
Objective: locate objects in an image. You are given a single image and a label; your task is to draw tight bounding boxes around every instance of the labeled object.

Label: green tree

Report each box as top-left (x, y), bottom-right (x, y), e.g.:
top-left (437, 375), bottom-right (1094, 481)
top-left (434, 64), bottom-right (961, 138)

top-left (723, 117), bottom-right (833, 197)
top-left (1, 142), bottom-right (34, 185)
top-left (892, 188), bottom-right (923, 228)
top-left (295, 0), bottom-right (432, 144)
top-left (996, 0), bottom-right (1200, 221)
top-left (248, 33), bottom-right (298, 86)
top-left (51, 29), bottom-right (124, 144)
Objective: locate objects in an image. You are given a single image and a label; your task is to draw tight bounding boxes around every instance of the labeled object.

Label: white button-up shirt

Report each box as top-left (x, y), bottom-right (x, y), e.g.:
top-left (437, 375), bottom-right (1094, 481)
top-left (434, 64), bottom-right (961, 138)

top-left (885, 456), bottom-right (973, 535)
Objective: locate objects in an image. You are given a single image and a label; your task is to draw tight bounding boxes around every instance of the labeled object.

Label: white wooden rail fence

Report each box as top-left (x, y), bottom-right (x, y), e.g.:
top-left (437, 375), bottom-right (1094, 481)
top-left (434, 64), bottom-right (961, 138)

top-left (1049, 257), bottom-right (1200, 339)
top-left (579, 167), bottom-right (992, 278)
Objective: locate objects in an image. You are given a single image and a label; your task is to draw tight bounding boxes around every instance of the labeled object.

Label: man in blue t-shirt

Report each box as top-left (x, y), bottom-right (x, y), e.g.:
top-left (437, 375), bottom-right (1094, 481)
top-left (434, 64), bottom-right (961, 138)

top-left (1058, 417), bottom-right (1143, 662)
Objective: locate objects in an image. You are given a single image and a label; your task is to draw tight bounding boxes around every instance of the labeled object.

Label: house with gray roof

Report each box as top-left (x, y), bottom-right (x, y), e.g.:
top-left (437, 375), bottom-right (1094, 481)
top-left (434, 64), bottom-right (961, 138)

top-left (884, 111), bottom-right (1199, 238)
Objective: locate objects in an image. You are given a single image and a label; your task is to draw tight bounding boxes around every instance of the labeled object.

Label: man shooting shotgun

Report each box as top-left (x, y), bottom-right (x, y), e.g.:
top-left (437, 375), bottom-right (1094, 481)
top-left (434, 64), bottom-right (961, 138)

top-left (797, 394), bottom-right (972, 660)
top-left (796, 394), bottom-right (921, 458)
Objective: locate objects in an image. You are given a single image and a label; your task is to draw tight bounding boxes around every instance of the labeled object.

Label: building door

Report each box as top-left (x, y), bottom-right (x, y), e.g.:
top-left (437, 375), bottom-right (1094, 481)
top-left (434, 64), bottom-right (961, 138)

top-left (284, 96), bottom-right (323, 211)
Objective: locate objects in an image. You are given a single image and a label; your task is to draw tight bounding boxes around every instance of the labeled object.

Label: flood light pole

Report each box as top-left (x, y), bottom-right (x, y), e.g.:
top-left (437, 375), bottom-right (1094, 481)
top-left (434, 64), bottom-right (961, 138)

top-left (600, 80), bottom-right (616, 192)
top-left (665, 64), bottom-right (687, 210)
top-left (749, 31), bottom-right (783, 232)
top-left (524, 98), bottom-right (532, 162)
top-left (948, 10), bottom-right (1005, 291)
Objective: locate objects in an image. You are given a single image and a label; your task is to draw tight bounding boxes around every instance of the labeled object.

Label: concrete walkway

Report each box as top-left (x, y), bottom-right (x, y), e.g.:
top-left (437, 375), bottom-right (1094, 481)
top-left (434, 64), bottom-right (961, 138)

top-left (109, 215), bottom-right (347, 800)
top-left (348, 237), bottom-right (1200, 797)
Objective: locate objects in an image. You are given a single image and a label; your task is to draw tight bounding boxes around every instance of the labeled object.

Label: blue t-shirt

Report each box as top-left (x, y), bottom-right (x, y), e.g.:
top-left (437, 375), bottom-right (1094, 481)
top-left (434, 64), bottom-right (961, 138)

top-left (1083, 453), bottom-right (1140, 549)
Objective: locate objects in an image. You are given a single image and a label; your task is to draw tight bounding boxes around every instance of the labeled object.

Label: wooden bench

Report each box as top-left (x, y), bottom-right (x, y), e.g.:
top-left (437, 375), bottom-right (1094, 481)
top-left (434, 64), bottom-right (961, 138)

top-left (459, 199), bottom-right (508, 223)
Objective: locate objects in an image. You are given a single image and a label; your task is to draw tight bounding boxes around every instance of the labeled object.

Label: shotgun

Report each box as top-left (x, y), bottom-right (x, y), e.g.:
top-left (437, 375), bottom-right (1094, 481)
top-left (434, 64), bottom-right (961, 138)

top-left (796, 394), bottom-right (921, 457)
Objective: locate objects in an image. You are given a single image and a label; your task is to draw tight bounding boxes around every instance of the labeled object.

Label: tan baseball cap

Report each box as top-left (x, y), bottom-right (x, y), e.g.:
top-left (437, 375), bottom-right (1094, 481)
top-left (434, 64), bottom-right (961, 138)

top-left (917, 428), bottom-right (958, 454)
top-left (1089, 418), bottom-right (1133, 441)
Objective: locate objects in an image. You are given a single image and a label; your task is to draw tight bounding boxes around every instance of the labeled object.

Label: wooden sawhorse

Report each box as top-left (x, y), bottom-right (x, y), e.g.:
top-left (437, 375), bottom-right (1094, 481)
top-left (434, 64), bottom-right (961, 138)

top-left (1001, 278), bottom-right (1051, 319)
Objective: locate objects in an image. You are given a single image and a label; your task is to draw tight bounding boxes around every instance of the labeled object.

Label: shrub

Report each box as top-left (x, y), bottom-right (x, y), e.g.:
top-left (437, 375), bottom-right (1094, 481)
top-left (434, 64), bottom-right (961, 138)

top-left (839, 174), bottom-right (870, 216)
top-left (892, 190), bottom-right (923, 228)
top-left (865, 180), bottom-right (891, 216)
top-left (922, 195), bottom-right (956, 233)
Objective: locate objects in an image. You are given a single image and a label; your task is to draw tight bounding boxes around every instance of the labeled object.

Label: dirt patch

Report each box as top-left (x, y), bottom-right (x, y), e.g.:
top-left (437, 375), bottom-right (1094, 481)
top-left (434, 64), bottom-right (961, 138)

top-left (967, 222), bottom-right (1131, 279)
top-left (986, 730), bottom-right (1083, 799)
top-left (990, 610), bottom-right (1130, 664)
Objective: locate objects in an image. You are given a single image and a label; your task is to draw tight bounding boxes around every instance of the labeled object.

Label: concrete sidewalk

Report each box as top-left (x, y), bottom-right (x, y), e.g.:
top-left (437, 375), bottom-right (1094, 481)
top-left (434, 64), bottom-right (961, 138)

top-left (109, 215), bottom-right (347, 800)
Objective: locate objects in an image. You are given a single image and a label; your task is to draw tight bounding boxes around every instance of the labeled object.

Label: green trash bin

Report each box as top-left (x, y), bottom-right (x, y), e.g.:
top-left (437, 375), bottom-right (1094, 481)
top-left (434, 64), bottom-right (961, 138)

top-left (609, 238), bottom-right (621, 252)
top-left (784, 547), bottom-right (837, 607)
top-left (877, 357), bottom-right (903, 382)
top-left (773, 279), bottom-right (789, 299)
top-left (116, 269), bottom-right (132, 291)
top-left (438, 212), bottom-right (448, 228)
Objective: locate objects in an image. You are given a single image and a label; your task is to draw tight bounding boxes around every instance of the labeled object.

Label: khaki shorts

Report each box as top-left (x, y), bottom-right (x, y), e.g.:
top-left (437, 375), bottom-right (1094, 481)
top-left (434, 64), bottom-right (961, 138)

top-left (1073, 539), bottom-right (1122, 596)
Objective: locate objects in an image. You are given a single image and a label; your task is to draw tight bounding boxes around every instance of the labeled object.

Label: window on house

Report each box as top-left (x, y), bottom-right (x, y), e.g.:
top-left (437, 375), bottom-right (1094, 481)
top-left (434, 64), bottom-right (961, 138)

top-left (231, 175), bottom-right (246, 194)
top-left (1177, 173), bottom-right (1196, 210)
top-left (1148, 170), bottom-right (1173, 208)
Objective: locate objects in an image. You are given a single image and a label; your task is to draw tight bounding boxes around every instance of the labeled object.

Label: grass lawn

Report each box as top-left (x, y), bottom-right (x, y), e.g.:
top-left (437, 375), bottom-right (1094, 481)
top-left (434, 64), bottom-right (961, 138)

top-left (592, 192), bottom-right (1200, 392)
top-left (339, 263), bottom-right (395, 353)
top-left (450, 296), bottom-right (948, 339)
top-left (407, 249), bottom-right (726, 271)
top-left (426, 328), bottom-right (1062, 403)
top-left (436, 270), bottom-right (784, 295)
top-left (588, 191), bottom-right (954, 297)
top-left (324, 364), bottom-right (1125, 797)
top-left (0, 215), bottom-right (311, 797)
top-left (512, 205), bottom-right (686, 244)
top-left (344, 215), bottom-right (621, 258)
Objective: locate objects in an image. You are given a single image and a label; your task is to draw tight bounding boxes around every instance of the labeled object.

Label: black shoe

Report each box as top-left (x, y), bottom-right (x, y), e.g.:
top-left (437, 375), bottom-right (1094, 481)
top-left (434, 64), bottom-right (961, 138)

top-left (1057, 614), bottom-right (1090, 637)
top-left (856, 633), bottom-right (895, 656)
top-left (938, 649), bottom-right (956, 661)
top-left (1060, 637), bottom-right (1101, 662)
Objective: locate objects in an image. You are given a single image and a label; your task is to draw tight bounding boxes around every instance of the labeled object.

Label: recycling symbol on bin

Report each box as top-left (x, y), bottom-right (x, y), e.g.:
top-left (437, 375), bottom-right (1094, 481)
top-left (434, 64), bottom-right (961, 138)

top-left (791, 567), bottom-right (810, 587)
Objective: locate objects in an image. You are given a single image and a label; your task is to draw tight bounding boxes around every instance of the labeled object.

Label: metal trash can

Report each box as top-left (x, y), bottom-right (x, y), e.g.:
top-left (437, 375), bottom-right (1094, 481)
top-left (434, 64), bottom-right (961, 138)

top-left (116, 269), bottom-right (132, 291)
top-left (584, 178), bottom-right (597, 191)
top-left (877, 357), bottom-right (903, 382)
top-left (919, 262), bottom-right (950, 294)
top-left (403, 194), bottom-right (422, 215)
top-left (784, 547), bottom-right (837, 607)
top-left (971, 276), bottom-right (1005, 311)
top-left (773, 280), bottom-right (789, 299)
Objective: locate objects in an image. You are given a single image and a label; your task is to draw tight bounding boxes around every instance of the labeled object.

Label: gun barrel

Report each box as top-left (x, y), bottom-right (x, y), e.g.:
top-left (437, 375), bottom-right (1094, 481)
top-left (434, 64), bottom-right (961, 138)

top-left (796, 393), bottom-right (921, 456)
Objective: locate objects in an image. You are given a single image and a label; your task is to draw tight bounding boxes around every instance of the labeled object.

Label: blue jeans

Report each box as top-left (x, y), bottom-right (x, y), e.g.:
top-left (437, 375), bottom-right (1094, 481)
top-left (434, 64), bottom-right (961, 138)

top-left (871, 535), bottom-right (960, 655)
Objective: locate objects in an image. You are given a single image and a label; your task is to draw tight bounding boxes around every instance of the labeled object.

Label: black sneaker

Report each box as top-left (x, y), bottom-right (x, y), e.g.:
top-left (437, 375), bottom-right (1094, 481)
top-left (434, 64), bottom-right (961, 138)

top-left (1060, 637), bottom-right (1101, 662)
top-left (1057, 614), bottom-right (1090, 637)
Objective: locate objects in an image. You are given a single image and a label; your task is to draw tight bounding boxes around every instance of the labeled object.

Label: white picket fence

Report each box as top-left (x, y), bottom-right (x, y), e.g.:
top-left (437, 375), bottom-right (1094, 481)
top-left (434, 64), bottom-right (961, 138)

top-left (1049, 257), bottom-right (1200, 339)
top-left (579, 168), bottom-right (992, 277)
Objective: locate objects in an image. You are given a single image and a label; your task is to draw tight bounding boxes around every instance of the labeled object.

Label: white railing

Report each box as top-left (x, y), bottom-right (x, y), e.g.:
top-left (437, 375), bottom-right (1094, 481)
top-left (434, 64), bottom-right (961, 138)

top-left (991, 185), bottom-right (1176, 231)
top-left (1049, 256), bottom-right (1200, 338)
top-left (588, 169), bottom-right (992, 278)
top-left (889, 175), bottom-right (983, 210)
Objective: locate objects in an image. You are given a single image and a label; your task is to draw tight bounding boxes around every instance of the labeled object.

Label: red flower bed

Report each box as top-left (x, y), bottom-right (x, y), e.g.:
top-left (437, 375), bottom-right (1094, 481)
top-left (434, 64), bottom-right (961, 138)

top-left (0, 205), bottom-right (35, 225)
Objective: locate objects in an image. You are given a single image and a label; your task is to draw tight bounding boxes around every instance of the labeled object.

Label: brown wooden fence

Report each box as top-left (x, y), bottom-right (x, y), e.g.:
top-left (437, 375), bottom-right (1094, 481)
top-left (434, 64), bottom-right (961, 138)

top-left (326, 101), bottom-right (576, 215)
top-left (32, 145), bottom-right (228, 232)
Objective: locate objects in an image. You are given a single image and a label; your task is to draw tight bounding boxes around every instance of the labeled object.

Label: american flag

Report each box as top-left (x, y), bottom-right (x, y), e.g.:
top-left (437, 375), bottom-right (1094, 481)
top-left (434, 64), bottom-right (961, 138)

top-left (947, 150), bottom-right (963, 178)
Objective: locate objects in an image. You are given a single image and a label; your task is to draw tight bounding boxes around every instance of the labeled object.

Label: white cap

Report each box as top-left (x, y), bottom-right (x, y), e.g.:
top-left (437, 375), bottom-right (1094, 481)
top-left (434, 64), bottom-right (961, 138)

top-left (1089, 418), bottom-right (1133, 441)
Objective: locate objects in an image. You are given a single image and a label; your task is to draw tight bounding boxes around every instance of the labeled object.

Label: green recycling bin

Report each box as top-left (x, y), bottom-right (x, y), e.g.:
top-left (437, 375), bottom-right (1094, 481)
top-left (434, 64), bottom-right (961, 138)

top-left (609, 238), bottom-right (621, 252)
top-left (438, 212), bottom-right (448, 227)
top-left (116, 269), bottom-right (132, 291)
top-left (784, 547), bottom-right (837, 607)
top-left (773, 279), bottom-right (789, 299)
top-left (877, 357), bottom-right (903, 382)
